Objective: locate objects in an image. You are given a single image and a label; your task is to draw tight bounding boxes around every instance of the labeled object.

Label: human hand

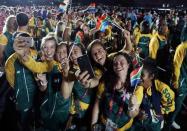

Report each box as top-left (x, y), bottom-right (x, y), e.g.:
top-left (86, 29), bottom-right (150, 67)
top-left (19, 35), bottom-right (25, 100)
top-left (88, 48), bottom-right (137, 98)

top-left (77, 70), bottom-right (91, 88)
top-left (138, 110), bottom-right (148, 120)
top-left (123, 29), bottom-right (131, 40)
top-left (61, 58), bottom-right (70, 77)
top-left (13, 37), bottom-right (27, 57)
top-left (37, 73), bottom-right (47, 82)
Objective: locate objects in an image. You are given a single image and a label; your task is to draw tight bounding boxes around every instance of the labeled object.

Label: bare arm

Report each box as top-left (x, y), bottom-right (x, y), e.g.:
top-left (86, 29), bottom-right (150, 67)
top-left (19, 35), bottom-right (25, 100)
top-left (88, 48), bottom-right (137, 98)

top-left (60, 58), bottom-right (74, 99)
top-left (77, 70), bottom-right (101, 88)
top-left (128, 94), bottom-right (140, 118)
top-left (91, 98), bottom-right (100, 126)
top-left (61, 77), bottom-right (74, 99)
top-left (121, 30), bottom-right (134, 54)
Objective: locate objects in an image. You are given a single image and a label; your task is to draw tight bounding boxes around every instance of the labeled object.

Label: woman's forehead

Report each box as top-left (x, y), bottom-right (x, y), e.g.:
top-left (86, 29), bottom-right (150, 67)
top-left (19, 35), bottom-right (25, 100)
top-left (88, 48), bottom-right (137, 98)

top-left (92, 43), bottom-right (103, 50)
top-left (114, 55), bottom-right (126, 61)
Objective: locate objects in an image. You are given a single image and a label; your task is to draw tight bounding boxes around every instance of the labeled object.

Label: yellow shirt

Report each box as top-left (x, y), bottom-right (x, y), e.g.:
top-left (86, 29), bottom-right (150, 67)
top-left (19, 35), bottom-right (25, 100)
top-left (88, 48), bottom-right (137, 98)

top-left (133, 26), bottom-right (140, 43)
top-left (29, 17), bottom-right (35, 27)
top-left (0, 34), bottom-right (8, 45)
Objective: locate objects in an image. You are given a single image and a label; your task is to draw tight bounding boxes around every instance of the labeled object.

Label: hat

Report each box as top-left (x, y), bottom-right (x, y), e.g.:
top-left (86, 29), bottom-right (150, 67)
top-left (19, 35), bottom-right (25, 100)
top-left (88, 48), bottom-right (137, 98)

top-left (16, 12), bottom-right (29, 26)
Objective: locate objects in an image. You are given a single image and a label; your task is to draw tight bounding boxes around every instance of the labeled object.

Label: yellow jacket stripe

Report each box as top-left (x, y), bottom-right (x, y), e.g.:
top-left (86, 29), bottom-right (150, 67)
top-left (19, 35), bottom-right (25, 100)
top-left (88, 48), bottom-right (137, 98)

top-left (19, 56), bottom-right (58, 74)
top-left (173, 42), bottom-right (187, 89)
top-left (149, 34), bottom-right (166, 59)
top-left (5, 49), bottom-right (37, 88)
top-left (134, 79), bottom-right (175, 114)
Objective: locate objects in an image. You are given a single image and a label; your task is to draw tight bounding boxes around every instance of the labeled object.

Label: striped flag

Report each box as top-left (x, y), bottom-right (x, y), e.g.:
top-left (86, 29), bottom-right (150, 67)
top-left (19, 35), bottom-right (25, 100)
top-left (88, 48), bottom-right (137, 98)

top-left (59, 0), bottom-right (69, 12)
top-left (75, 31), bottom-right (84, 44)
top-left (130, 66), bottom-right (143, 87)
top-left (86, 3), bottom-right (96, 13)
top-left (96, 14), bottom-right (111, 32)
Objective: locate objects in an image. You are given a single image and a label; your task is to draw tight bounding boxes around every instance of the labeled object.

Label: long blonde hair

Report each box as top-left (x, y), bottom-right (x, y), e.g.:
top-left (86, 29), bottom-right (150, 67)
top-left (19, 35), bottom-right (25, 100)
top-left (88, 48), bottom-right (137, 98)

top-left (54, 21), bottom-right (66, 43)
top-left (3, 15), bottom-right (16, 33)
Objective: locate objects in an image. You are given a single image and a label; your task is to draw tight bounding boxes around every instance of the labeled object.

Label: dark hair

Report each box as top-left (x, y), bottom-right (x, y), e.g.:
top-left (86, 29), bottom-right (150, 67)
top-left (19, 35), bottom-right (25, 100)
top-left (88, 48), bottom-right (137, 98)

top-left (57, 42), bottom-right (69, 54)
top-left (140, 20), bottom-right (150, 34)
top-left (37, 16), bottom-right (43, 21)
top-left (87, 39), bottom-right (107, 68)
top-left (56, 12), bottom-right (63, 21)
top-left (16, 12), bottom-right (29, 26)
top-left (93, 30), bottom-right (103, 39)
top-left (69, 43), bottom-right (86, 55)
top-left (103, 52), bottom-right (133, 92)
top-left (142, 57), bottom-right (158, 78)
top-left (157, 20), bottom-right (168, 35)
top-left (17, 32), bottom-right (30, 37)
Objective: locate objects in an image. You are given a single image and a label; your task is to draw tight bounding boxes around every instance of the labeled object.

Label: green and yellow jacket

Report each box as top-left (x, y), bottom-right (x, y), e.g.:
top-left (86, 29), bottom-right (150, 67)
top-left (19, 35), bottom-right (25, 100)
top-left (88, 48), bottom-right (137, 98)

top-left (5, 49), bottom-right (38, 111)
top-left (149, 34), bottom-right (167, 59)
top-left (0, 31), bottom-right (14, 62)
top-left (136, 33), bottom-right (152, 58)
top-left (69, 66), bottom-right (93, 119)
top-left (173, 41), bottom-right (187, 90)
top-left (40, 66), bottom-right (70, 131)
top-left (134, 79), bottom-right (175, 116)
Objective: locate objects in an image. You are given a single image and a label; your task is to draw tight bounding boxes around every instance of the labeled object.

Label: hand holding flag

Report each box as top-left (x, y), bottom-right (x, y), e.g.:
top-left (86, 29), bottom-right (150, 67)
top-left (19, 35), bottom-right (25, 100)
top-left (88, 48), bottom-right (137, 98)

top-left (59, 0), bottom-right (70, 13)
top-left (130, 66), bottom-right (143, 89)
top-left (96, 14), bottom-right (111, 32)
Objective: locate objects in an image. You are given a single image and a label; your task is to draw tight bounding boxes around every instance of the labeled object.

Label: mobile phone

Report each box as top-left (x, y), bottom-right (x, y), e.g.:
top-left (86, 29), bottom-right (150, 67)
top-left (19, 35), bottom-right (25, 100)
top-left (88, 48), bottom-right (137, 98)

top-left (20, 36), bottom-right (33, 47)
top-left (77, 54), bottom-right (95, 79)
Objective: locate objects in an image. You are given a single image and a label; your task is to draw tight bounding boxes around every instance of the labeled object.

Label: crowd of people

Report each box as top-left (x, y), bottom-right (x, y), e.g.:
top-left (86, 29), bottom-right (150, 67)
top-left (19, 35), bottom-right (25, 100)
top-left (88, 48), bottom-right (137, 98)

top-left (0, 4), bottom-right (187, 131)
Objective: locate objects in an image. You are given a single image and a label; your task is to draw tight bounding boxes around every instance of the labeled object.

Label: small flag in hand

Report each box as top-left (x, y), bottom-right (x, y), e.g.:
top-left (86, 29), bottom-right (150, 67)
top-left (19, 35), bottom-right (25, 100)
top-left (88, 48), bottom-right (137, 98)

top-left (130, 66), bottom-right (143, 87)
top-left (59, 0), bottom-right (69, 12)
top-left (75, 31), bottom-right (84, 44)
top-left (87, 3), bottom-right (96, 13)
top-left (96, 14), bottom-right (111, 32)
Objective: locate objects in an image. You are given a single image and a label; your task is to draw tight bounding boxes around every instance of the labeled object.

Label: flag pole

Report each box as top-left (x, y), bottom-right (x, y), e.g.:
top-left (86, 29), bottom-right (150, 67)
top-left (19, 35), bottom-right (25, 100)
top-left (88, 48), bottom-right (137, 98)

top-left (67, 43), bottom-right (75, 60)
top-left (69, 0), bottom-right (72, 11)
top-left (111, 22), bottom-right (124, 31)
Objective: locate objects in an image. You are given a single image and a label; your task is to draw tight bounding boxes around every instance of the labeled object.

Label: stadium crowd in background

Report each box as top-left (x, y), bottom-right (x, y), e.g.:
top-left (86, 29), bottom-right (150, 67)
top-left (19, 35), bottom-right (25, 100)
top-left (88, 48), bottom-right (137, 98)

top-left (0, 3), bottom-right (187, 131)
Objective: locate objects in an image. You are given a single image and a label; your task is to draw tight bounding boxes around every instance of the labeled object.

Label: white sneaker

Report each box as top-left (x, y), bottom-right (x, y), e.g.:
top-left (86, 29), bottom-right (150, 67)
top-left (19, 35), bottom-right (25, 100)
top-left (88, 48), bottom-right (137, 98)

top-left (172, 121), bottom-right (181, 129)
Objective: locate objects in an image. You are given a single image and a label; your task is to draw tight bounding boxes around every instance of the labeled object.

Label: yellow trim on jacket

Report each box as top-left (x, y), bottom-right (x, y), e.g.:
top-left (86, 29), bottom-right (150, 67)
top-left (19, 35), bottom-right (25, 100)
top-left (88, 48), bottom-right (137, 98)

top-left (19, 55), bottom-right (59, 74)
top-left (69, 99), bottom-right (89, 115)
top-left (135, 33), bottom-right (152, 45)
top-left (134, 79), bottom-right (175, 114)
top-left (97, 81), bottom-right (105, 99)
top-left (79, 101), bottom-right (89, 110)
top-left (101, 114), bottom-right (133, 131)
top-left (149, 34), bottom-right (166, 59)
top-left (5, 53), bottom-right (18, 88)
top-left (0, 34), bottom-right (8, 45)
top-left (5, 49), bottom-right (37, 88)
top-left (173, 42), bottom-right (187, 89)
